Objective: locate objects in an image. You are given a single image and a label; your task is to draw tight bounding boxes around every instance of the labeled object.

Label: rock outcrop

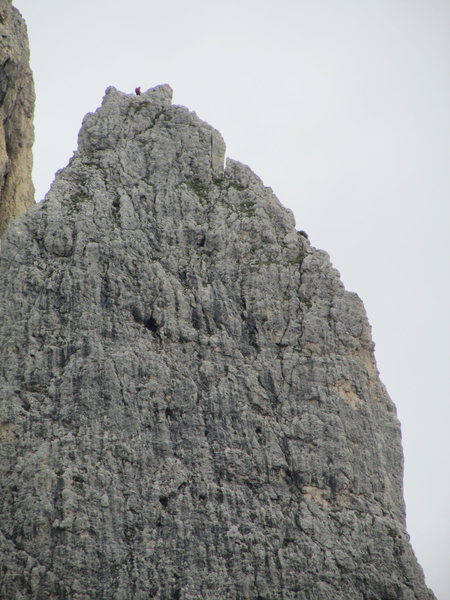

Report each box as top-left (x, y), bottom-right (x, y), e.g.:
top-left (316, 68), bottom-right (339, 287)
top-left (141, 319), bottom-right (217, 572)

top-left (0, 0), bottom-right (35, 238)
top-left (0, 85), bottom-right (435, 599)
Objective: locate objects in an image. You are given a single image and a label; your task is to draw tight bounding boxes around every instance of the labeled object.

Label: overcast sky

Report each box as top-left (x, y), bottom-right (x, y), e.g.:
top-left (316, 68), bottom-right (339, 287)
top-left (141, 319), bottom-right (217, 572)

top-left (14, 1), bottom-right (449, 597)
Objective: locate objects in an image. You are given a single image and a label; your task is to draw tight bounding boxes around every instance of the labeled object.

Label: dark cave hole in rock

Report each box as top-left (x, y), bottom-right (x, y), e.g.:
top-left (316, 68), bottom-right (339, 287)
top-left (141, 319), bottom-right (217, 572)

top-left (144, 315), bottom-right (159, 333)
top-left (130, 305), bottom-right (159, 334)
top-left (165, 407), bottom-right (176, 420)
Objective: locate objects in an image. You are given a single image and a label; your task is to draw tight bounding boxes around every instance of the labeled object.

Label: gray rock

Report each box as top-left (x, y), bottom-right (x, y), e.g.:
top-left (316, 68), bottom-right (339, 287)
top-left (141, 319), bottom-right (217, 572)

top-left (0, 0), bottom-right (35, 238)
top-left (0, 84), bottom-right (435, 599)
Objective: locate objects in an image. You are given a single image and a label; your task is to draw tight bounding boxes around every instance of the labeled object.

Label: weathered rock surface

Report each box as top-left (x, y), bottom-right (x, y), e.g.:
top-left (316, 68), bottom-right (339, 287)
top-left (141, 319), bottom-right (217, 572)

top-left (0, 0), bottom-right (35, 238)
top-left (0, 85), bottom-right (435, 599)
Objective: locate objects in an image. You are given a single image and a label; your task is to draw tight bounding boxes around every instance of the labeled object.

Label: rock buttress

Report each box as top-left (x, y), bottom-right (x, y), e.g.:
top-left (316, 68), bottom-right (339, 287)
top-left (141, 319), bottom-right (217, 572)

top-left (0, 86), bottom-right (435, 599)
top-left (0, 0), bottom-right (35, 238)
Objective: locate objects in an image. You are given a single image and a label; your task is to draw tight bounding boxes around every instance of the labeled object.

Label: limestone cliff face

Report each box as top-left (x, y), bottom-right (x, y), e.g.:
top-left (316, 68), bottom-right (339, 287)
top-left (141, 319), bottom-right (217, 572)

top-left (0, 86), bottom-right (435, 600)
top-left (0, 0), bottom-right (35, 238)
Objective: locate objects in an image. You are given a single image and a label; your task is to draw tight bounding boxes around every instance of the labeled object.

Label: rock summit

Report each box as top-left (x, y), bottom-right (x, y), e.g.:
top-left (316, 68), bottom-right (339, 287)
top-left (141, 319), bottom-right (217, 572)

top-left (0, 82), bottom-right (436, 599)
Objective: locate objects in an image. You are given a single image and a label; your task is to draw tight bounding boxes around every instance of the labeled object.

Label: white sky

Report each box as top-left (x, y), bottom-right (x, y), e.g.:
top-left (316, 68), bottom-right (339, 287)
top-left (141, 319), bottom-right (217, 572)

top-left (13, 1), bottom-right (450, 597)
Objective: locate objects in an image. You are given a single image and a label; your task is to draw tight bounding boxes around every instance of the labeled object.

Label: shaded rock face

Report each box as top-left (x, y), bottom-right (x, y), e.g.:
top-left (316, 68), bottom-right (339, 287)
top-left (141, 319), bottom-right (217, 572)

top-left (0, 85), bottom-right (435, 600)
top-left (0, 0), bottom-right (35, 238)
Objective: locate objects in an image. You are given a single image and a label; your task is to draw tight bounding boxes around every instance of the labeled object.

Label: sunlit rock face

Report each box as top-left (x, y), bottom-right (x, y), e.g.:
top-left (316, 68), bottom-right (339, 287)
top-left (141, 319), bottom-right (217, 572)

top-left (0, 0), bottom-right (35, 238)
top-left (0, 83), bottom-right (436, 600)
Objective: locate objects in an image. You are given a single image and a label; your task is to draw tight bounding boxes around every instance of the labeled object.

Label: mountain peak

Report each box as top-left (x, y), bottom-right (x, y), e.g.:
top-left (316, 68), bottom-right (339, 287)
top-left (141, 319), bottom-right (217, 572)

top-left (0, 0), bottom-right (437, 579)
top-left (0, 81), bottom-right (436, 598)
top-left (73, 83), bottom-right (225, 185)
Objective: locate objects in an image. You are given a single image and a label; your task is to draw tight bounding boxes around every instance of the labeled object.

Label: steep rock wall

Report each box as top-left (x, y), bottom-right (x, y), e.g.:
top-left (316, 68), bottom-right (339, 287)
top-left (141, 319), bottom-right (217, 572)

top-left (0, 0), bottom-right (35, 238)
top-left (0, 85), bottom-right (435, 599)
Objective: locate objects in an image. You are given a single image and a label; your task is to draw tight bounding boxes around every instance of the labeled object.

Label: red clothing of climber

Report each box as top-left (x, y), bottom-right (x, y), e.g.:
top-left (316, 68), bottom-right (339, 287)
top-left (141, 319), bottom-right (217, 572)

top-left (135, 87), bottom-right (141, 95)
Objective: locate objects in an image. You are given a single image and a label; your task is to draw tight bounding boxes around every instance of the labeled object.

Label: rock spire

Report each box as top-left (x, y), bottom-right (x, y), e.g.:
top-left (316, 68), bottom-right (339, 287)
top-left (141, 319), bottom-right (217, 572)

top-left (0, 84), bottom-right (436, 599)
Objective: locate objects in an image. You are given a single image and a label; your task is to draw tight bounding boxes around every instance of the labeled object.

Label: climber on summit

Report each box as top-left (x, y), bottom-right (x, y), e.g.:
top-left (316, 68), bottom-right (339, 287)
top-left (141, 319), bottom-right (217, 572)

top-left (135, 87), bottom-right (141, 96)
